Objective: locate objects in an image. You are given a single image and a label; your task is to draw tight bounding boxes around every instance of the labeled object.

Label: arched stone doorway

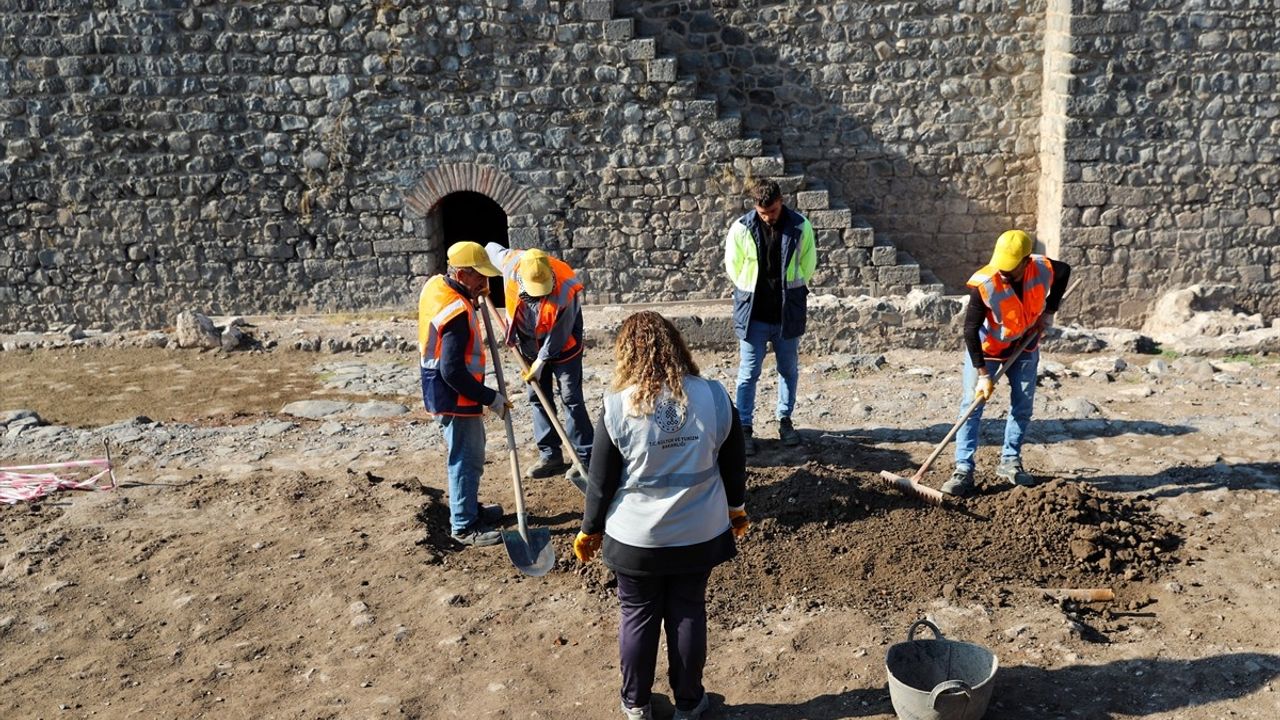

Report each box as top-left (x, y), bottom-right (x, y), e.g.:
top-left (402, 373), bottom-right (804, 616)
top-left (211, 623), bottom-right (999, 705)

top-left (438, 191), bottom-right (508, 303)
top-left (406, 163), bottom-right (532, 308)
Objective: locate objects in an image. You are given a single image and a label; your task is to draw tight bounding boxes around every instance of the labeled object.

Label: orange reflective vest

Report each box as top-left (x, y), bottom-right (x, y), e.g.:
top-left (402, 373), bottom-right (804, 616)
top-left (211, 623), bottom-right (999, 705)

top-left (418, 276), bottom-right (486, 416)
top-left (499, 250), bottom-right (584, 362)
top-left (967, 255), bottom-right (1054, 357)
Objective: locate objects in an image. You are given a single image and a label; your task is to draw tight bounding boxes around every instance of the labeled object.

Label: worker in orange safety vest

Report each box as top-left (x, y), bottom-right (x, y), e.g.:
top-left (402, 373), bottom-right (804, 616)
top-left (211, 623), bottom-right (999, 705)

top-left (486, 243), bottom-right (594, 481)
top-left (941, 230), bottom-right (1072, 498)
top-left (418, 241), bottom-right (511, 547)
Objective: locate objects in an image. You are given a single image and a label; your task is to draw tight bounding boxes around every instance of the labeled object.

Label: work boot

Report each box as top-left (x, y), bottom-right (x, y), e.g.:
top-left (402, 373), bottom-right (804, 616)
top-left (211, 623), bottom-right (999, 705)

top-left (940, 468), bottom-right (974, 498)
top-left (673, 693), bottom-right (712, 720)
top-left (778, 417), bottom-right (801, 447)
top-left (619, 701), bottom-right (653, 720)
top-left (996, 457), bottom-right (1035, 486)
top-left (527, 456), bottom-right (571, 479)
top-left (742, 427), bottom-right (757, 456)
top-left (479, 503), bottom-right (504, 525)
top-left (451, 524), bottom-right (501, 547)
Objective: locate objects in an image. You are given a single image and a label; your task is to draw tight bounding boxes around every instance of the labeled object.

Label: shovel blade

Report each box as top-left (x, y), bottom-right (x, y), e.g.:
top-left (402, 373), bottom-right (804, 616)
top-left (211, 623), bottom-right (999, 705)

top-left (502, 526), bottom-right (555, 577)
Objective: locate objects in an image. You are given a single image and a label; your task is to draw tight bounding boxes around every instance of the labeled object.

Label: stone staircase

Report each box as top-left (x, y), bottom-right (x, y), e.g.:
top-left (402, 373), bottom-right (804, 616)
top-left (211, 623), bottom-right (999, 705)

top-left (586, 1), bottom-right (943, 297)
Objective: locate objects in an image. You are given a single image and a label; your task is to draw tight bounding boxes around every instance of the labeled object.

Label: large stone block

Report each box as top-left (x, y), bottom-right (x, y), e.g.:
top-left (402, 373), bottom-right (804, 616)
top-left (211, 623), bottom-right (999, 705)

top-left (795, 190), bottom-right (829, 210)
top-left (807, 209), bottom-right (851, 229)
top-left (871, 246), bottom-right (896, 266)
top-left (1062, 183), bottom-right (1107, 206)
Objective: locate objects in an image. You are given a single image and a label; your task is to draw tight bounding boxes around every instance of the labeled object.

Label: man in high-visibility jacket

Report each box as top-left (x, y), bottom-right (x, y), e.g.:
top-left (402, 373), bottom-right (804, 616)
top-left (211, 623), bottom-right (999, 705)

top-left (485, 242), bottom-right (593, 480)
top-left (723, 179), bottom-right (818, 456)
top-left (419, 241), bottom-right (511, 547)
top-left (941, 230), bottom-right (1072, 498)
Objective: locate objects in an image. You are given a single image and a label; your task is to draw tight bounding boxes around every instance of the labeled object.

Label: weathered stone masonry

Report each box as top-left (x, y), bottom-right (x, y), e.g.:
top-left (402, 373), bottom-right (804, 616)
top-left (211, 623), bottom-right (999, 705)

top-left (0, 0), bottom-right (1276, 332)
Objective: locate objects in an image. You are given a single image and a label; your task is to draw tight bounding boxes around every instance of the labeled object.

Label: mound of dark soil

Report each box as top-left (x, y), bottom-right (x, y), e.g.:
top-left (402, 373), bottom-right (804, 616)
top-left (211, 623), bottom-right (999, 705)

top-left (708, 462), bottom-right (1182, 622)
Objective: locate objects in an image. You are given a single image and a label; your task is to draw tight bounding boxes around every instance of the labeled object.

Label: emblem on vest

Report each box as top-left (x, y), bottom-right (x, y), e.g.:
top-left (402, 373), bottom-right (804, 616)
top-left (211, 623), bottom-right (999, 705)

top-left (654, 397), bottom-right (687, 434)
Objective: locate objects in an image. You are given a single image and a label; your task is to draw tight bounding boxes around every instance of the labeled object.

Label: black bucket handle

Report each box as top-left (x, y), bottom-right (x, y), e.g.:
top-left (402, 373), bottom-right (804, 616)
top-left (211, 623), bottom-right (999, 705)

top-left (930, 679), bottom-right (974, 711)
top-left (907, 618), bottom-right (945, 642)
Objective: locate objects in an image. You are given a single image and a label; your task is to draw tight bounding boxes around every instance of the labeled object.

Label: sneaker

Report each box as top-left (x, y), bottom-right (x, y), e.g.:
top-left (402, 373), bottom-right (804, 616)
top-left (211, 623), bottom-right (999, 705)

top-left (940, 468), bottom-right (974, 497)
top-left (673, 693), bottom-right (712, 720)
top-left (778, 417), bottom-right (800, 446)
top-left (996, 457), bottom-right (1035, 486)
top-left (451, 524), bottom-right (501, 547)
top-left (479, 503), bottom-right (504, 525)
top-left (620, 701), bottom-right (653, 720)
top-left (527, 456), bottom-right (571, 479)
top-left (742, 427), bottom-right (757, 456)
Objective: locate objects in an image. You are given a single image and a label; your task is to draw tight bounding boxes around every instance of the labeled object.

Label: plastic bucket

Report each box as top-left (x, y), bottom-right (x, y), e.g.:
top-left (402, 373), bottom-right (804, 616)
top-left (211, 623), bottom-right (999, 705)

top-left (885, 619), bottom-right (999, 720)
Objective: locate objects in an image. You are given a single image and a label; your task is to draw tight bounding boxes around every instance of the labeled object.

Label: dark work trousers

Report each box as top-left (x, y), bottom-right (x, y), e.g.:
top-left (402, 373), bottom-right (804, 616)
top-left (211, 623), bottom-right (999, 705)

top-left (616, 569), bottom-right (711, 712)
top-left (528, 353), bottom-right (594, 465)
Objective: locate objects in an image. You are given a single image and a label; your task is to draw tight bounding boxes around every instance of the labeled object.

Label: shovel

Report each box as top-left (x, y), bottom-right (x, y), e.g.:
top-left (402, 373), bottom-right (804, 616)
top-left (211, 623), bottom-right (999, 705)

top-left (477, 295), bottom-right (555, 577)
top-left (481, 296), bottom-right (589, 496)
top-left (880, 329), bottom-right (1041, 505)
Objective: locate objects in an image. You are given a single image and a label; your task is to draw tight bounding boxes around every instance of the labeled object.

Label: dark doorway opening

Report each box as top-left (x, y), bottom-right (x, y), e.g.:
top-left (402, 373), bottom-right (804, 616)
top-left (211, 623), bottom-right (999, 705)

top-left (438, 191), bottom-right (508, 305)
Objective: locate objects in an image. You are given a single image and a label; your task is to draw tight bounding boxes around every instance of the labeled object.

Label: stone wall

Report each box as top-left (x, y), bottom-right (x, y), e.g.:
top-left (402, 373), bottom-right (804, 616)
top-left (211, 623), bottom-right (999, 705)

top-left (613, 0), bottom-right (1048, 288)
top-left (1, 0), bottom-right (1277, 332)
top-left (0, 0), bottom-right (756, 330)
top-left (1044, 0), bottom-right (1280, 324)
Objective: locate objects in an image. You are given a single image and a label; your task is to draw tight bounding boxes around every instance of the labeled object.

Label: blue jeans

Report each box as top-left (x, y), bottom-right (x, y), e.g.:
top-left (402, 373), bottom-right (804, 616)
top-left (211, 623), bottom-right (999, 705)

top-left (954, 349), bottom-right (1039, 471)
top-left (734, 320), bottom-right (799, 429)
top-left (529, 353), bottom-right (594, 465)
top-left (439, 414), bottom-right (486, 534)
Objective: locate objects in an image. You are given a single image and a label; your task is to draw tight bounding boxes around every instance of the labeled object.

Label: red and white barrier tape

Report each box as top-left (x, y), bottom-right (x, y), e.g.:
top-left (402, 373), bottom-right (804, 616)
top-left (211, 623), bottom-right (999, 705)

top-left (0, 443), bottom-right (118, 505)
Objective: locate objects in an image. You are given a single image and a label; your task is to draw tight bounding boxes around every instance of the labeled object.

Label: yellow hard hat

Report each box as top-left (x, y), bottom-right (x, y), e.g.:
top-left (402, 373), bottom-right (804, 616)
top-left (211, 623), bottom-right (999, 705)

top-left (446, 241), bottom-right (500, 277)
top-left (517, 248), bottom-right (554, 297)
top-left (990, 230), bottom-right (1032, 272)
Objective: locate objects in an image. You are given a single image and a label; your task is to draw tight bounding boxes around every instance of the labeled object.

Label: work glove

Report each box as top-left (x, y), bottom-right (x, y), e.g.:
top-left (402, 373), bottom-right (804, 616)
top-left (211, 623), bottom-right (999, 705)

top-left (728, 506), bottom-right (750, 539)
top-left (1036, 313), bottom-right (1055, 332)
top-left (573, 531), bottom-right (602, 563)
top-left (488, 391), bottom-right (511, 419)
top-left (973, 375), bottom-right (994, 403)
top-left (522, 358), bottom-right (545, 383)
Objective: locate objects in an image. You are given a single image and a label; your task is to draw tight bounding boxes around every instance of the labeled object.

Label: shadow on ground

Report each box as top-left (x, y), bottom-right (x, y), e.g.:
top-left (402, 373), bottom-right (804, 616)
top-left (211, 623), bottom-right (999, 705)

top-left (829, 418), bottom-right (1197, 448)
top-left (711, 652), bottom-right (1280, 719)
top-left (990, 652), bottom-right (1280, 719)
top-left (1072, 462), bottom-right (1280, 498)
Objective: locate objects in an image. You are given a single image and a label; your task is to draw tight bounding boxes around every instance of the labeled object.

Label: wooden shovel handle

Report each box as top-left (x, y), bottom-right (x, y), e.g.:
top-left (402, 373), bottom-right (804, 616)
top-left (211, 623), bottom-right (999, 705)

top-left (477, 295), bottom-right (531, 542)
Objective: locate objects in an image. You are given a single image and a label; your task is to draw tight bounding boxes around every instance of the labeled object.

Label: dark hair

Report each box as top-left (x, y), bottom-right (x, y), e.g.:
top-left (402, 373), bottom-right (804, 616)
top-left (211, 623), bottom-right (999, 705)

top-left (750, 179), bottom-right (782, 208)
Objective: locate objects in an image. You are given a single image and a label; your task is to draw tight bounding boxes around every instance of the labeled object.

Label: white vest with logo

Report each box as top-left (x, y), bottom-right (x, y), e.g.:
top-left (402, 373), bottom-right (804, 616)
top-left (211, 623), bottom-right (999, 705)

top-left (603, 375), bottom-right (733, 548)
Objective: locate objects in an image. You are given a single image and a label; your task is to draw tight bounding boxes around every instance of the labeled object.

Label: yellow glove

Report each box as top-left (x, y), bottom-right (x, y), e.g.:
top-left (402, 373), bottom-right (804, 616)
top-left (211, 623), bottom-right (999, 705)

top-left (728, 506), bottom-right (750, 539)
top-left (522, 358), bottom-right (545, 383)
top-left (573, 531), bottom-right (602, 563)
top-left (974, 375), bottom-right (994, 402)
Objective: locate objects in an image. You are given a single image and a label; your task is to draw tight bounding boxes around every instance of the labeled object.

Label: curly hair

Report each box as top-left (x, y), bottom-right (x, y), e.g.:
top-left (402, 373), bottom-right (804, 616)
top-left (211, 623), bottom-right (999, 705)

top-left (612, 311), bottom-right (700, 416)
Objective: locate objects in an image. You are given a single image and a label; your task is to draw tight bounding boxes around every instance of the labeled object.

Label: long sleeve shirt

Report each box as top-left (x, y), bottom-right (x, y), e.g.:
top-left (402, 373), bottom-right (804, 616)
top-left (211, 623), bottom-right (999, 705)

top-left (964, 258), bottom-right (1072, 369)
top-left (517, 293), bottom-right (580, 364)
top-left (582, 406), bottom-right (747, 576)
top-left (437, 280), bottom-right (497, 407)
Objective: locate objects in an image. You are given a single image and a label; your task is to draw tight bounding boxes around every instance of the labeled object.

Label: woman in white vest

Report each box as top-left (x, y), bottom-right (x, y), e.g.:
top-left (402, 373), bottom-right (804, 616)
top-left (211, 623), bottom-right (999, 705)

top-left (573, 311), bottom-right (748, 720)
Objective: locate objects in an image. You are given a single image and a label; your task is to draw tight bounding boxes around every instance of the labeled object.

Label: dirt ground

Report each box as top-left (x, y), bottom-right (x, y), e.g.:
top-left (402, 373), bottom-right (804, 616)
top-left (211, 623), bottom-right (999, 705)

top-left (2, 317), bottom-right (1279, 720)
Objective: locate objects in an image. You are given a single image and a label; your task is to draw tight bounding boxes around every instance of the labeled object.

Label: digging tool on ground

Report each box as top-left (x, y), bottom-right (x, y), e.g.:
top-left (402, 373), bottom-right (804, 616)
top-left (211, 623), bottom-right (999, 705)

top-left (481, 295), bottom-right (589, 496)
top-left (478, 295), bottom-right (555, 577)
top-left (879, 330), bottom-right (1042, 505)
top-left (1040, 587), bottom-right (1115, 603)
